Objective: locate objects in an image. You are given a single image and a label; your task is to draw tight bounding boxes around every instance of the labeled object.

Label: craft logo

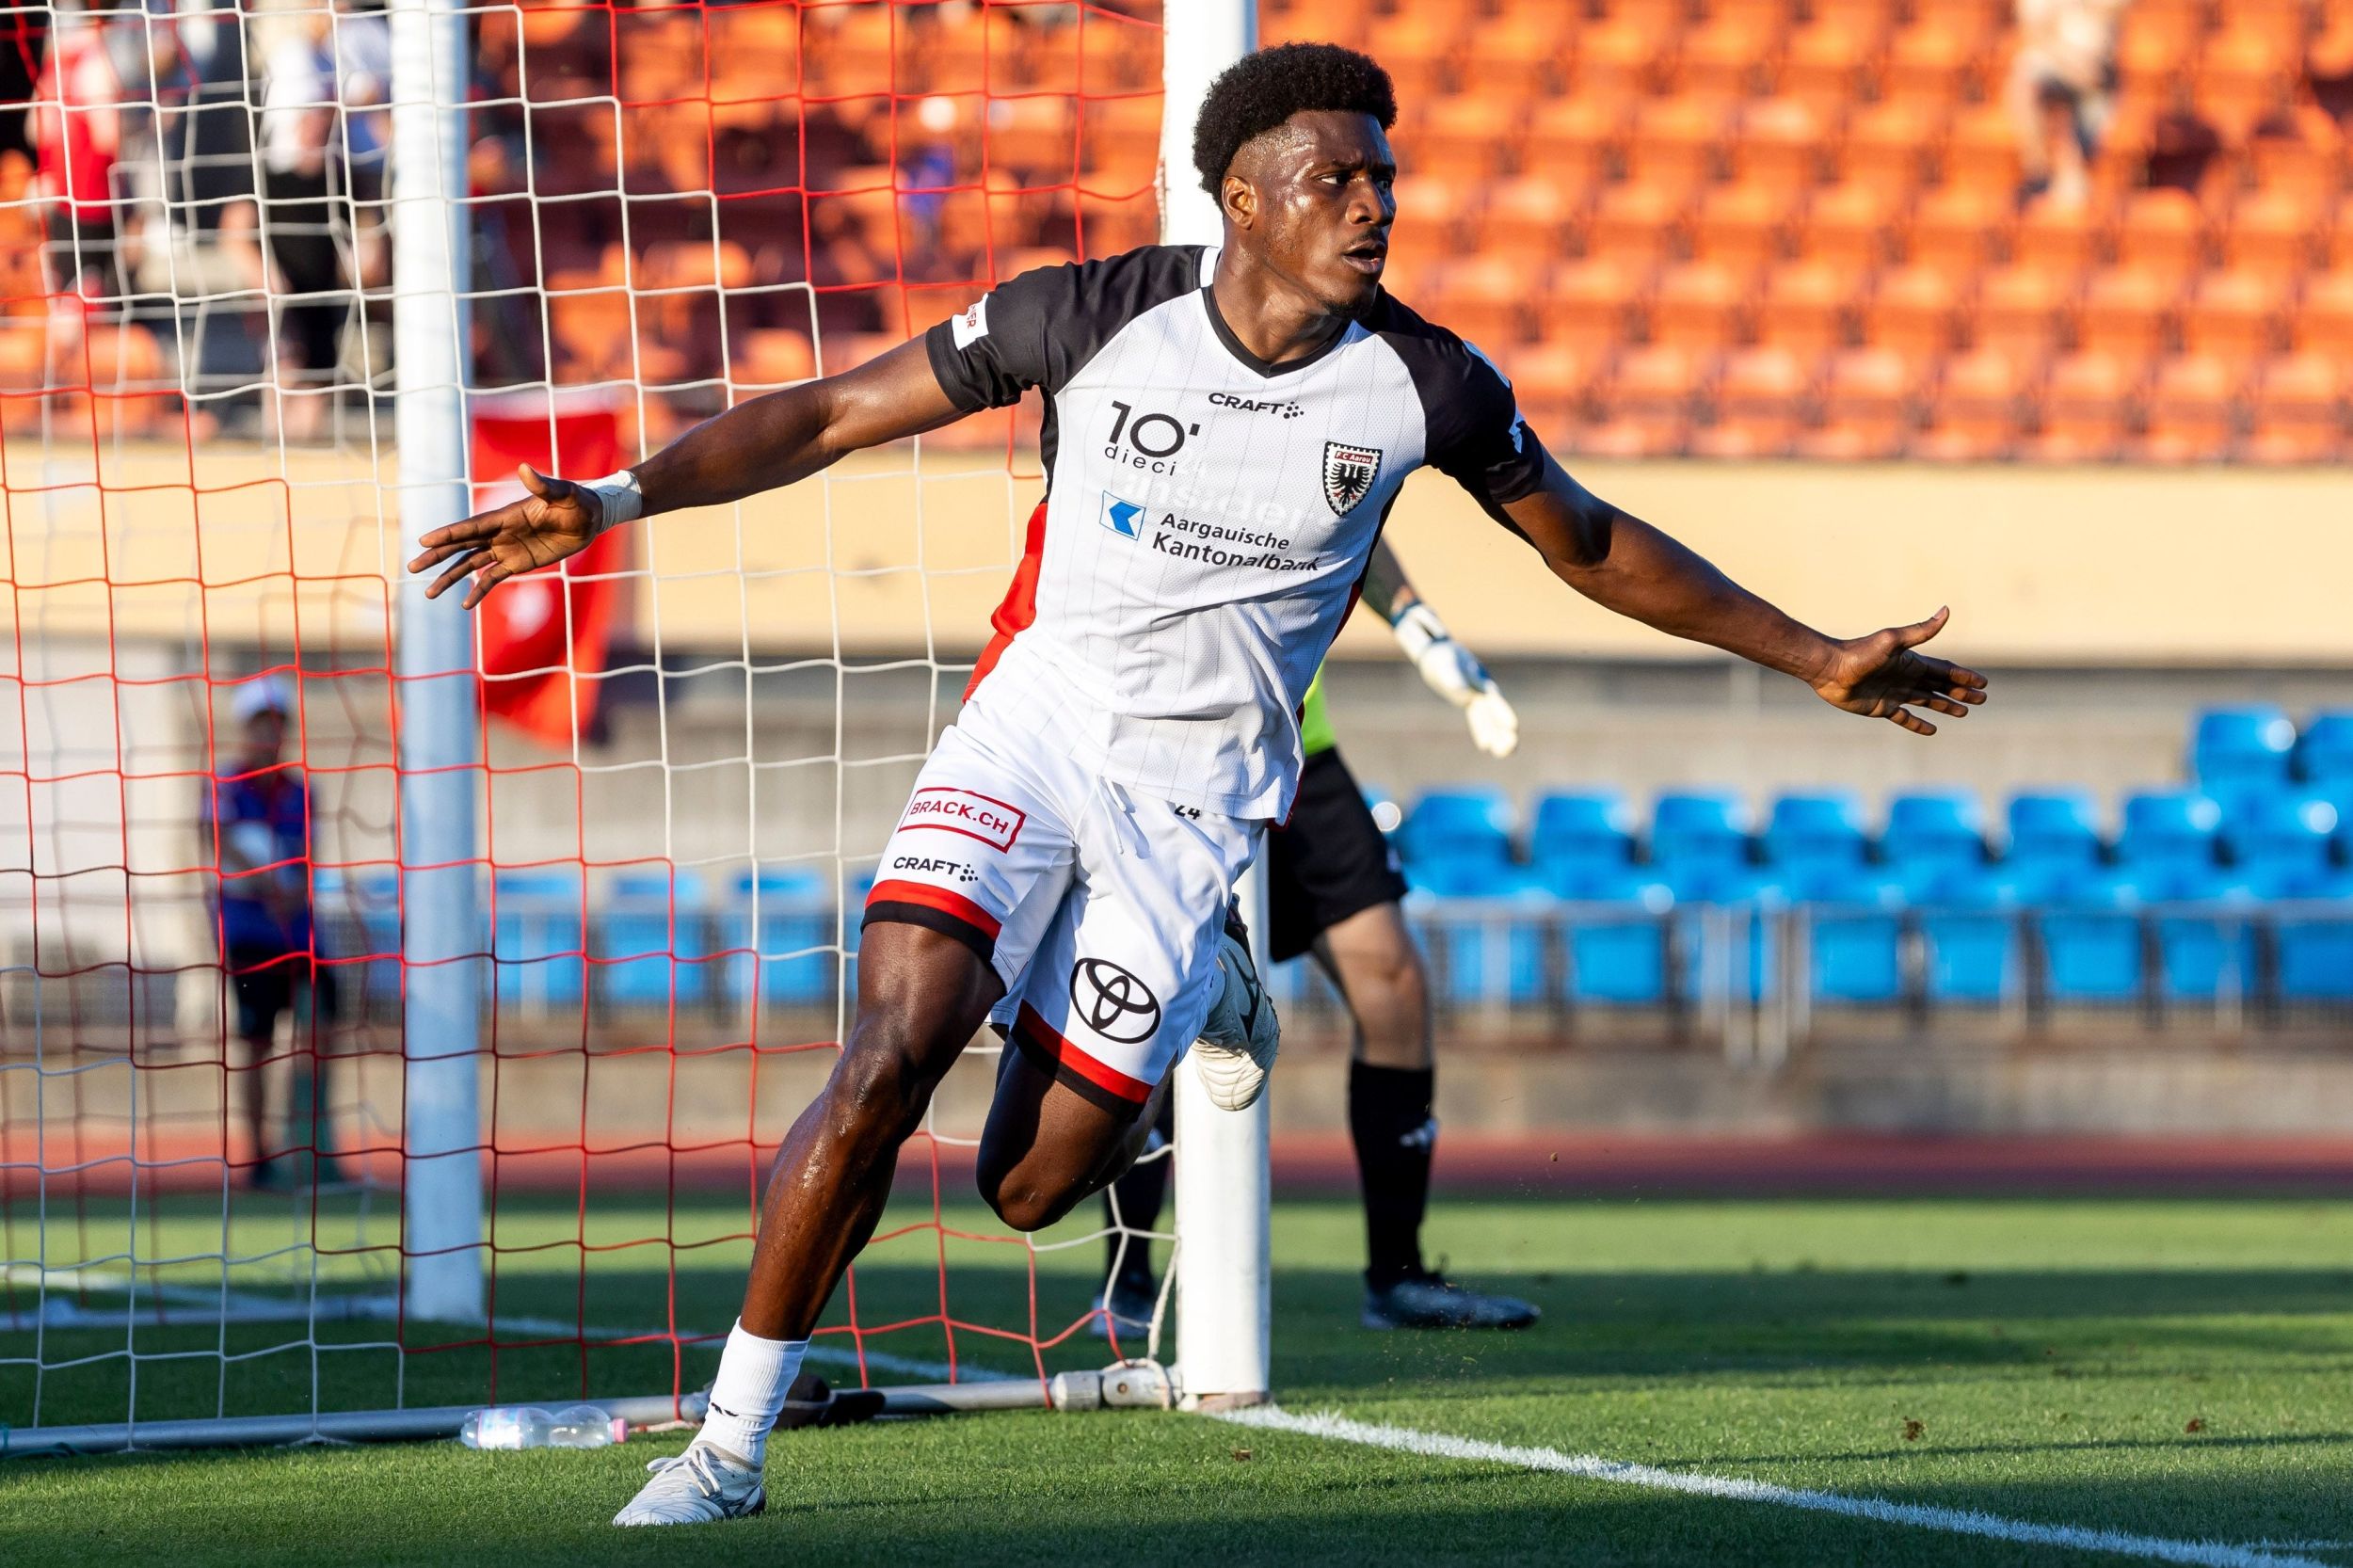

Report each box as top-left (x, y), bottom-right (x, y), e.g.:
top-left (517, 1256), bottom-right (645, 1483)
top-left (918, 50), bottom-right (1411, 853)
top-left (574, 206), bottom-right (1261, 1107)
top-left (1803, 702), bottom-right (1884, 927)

top-left (1209, 391), bottom-right (1305, 420)
top-left (1099, 491), bottom-right (1144, 541)
top-left (1321, 441), bottom-right (1383, 516)
top-left (1069, 956), bottom-right (1160, 1044)
top-left (899, 787), bottom-right (1024, 852)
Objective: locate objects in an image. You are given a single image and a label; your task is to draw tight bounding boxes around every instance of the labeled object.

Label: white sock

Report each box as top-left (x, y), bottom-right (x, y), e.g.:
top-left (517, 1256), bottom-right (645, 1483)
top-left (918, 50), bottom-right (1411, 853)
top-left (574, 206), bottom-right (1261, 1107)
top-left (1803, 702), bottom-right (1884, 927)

top-left (698, 1319), bottom-right (806, 1466)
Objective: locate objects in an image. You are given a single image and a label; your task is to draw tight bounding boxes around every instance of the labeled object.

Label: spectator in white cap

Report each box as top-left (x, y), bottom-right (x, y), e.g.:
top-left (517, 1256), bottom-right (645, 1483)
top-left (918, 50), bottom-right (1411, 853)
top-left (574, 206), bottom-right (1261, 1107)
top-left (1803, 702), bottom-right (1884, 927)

top-left (203, 672), bottom-right (341, 1188)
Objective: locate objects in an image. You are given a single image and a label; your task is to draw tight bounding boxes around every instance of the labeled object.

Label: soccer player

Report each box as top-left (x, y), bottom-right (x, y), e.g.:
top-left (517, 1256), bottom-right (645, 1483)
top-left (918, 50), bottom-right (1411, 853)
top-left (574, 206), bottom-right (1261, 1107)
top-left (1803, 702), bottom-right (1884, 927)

top-left (408, 42), bottom-right (1988, 1526)
top-left (1095, 537), bottom-right (1541, 1335)
top-left (204, 676), bottom-right (341, 1190)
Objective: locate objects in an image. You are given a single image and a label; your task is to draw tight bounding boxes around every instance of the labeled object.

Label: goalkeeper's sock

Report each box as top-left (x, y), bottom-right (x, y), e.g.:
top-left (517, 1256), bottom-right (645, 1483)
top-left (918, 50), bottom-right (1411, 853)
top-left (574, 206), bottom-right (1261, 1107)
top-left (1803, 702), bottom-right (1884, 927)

top-left (699, 1319), bottom-right (807, 1466)
top-left (1349, 1061), bottom-right (1436, 1289)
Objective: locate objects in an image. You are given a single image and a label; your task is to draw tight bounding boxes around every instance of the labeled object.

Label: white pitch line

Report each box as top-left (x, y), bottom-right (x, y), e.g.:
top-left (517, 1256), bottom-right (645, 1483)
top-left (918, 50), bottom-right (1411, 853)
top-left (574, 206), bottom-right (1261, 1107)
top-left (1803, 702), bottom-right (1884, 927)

top-left (1216, 1407), bottom-right (2330, 1568)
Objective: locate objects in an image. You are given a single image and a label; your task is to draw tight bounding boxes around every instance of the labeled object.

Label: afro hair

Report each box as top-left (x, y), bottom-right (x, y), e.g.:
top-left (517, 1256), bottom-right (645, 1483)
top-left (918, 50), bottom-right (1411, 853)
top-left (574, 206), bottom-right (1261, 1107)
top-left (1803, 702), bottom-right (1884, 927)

top-left (1190, 41), bottom-right (1398, 197)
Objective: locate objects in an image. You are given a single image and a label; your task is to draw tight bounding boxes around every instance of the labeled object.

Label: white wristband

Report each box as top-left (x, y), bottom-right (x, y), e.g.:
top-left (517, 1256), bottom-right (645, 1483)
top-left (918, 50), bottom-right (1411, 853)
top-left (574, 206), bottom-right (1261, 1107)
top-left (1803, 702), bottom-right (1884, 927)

top-left (1390, 600), bottom-right (1449, 662)
top-left (579, 469), bottom-right (643, 536)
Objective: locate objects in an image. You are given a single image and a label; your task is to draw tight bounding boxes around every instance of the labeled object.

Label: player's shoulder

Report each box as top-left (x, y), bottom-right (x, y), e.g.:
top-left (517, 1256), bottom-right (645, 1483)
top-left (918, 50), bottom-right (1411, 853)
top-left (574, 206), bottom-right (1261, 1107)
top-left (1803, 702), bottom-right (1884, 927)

top-left (1361, 290), bottom-right (1513, 395)
top-left (1000, 243), bottom-right (1209, 310)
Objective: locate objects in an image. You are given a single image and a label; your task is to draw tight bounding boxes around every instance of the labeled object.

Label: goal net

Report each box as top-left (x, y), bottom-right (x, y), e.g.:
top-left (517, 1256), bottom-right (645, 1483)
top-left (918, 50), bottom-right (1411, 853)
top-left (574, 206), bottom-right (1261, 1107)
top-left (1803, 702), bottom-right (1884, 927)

top-left (2, 0), bottom-right (1260, 1454)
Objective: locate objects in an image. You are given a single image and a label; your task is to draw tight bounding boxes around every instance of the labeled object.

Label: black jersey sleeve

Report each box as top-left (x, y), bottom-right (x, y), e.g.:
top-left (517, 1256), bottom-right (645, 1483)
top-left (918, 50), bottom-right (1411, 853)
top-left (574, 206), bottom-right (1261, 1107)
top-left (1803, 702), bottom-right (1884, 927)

top-left (924, 245), bottom-right (1208, 414)
top-left (1374, 296), bottom-right (1549, 514)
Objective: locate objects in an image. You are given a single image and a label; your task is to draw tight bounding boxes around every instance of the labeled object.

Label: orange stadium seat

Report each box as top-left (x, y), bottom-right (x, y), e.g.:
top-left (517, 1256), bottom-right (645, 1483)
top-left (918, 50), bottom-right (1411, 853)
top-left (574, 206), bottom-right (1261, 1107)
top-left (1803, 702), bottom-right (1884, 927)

top-left (1540, 257), bottom-right (1648, 353)
top-left (1801, 344), bottom-right (1925, 458)
top-left (2076, 265), bottom-right (2182, 360)
top-left (1693, 344), bottom-right (1817, 457)
top-left (1411, 96), bottom-right (1529, 183)
top-left (1689, 181), bottom-right (1801, 276)
top-left (2138, 352), bottom-right (2246, 462)
top-left (1864, 264), bottom-right (1965, 358)
top-left (1373, 14), bottom-right (1462, 101)
top-left (1883, 9), bottom-right (1994, 110)
top-left (1677, 0), bottom-right (1794, 103)
top-left (1756, 259), bottom-right (1860, 354)
top-left (1587, 343), bottom-right (1713, 456)
top-left (1777, 23), bottom-right (1880, 120)
top-left (2012, 200), bottom-right (2106, 280)
top-left (2220, 186), bottom-right (2330, 280)
top-left (1975, 264), bottom-right (2084, 362)
top-left (1838, 97), bottom-right (1945, 200)
top-left (1522, 97), bottom-right (1633, 191)
top-left (1915, 345), bottom-right (2037, 461)
top-left (1463, 4), bottom-right (1576, 99)
top-left (2197, 26), bottom-right (2302, 134)
top-left (1569, 18), bottom-right (1671, 101)
top-left (2246, 106), bottom-right (2345, 204)
top-left (1731, 97), bottom-right (1833, 194)
top-left (1907, 184), bottom-right (2015, 288)
top-left (1425, 256), bottom-right (1538, 346)
top-left (1480, 175), bottom-right (1591, 264)
top-left (1625, 98), bottom-right (1736, 202)
top-left (1940, 102), bottom-right (2025, 197)
top-left (734, 328), bottom-right (817, 391)
top-left (1504, 339), bottom-right (1605, 432)
top-left (1582, 183), bottom-right (1689, 272)
top-left (1648, 261), bottom-right (1752, 350)
top-left (2244, 351), bottom-right (2346, 462)
top-left (2182, 268), bottom-right (2295, 368)
top-left (2116, 189), bottom-right (2211, 285)
top-left (2117, 0), bottom-right (2209, 95)
top-left (2031, 349), bottom-right (2148, 462)
top-left (2292, 268), bottom-right (2353, 354)
top-left (2323, 205), bottom-right (2353, 273)
top-left (1798, 180), bottom-right (1909, 275)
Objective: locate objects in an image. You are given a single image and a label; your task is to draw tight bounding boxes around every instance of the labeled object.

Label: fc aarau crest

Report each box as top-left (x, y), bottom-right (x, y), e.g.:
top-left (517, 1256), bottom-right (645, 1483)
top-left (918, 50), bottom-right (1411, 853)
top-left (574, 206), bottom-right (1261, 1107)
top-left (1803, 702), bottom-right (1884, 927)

top-left (1321, 441), bottom-right (1383, 517)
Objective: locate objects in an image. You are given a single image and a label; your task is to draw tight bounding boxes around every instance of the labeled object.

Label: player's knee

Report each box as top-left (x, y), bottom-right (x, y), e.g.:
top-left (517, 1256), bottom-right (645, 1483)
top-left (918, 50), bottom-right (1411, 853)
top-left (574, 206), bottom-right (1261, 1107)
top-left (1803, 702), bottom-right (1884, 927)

top-left (825, 1038), bottom-right (934, 1144)
top-left (974, 1165), bottom-right (1067, 1233)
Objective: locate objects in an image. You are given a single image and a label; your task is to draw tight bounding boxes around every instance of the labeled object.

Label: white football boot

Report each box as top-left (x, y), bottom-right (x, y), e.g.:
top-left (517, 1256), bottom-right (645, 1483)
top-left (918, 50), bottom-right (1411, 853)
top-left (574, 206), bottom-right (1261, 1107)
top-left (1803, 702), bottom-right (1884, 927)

top-left (1190, 914), bottom-right (1278, 1112)
top-left (612, 1440), bottom-right (765, 1527)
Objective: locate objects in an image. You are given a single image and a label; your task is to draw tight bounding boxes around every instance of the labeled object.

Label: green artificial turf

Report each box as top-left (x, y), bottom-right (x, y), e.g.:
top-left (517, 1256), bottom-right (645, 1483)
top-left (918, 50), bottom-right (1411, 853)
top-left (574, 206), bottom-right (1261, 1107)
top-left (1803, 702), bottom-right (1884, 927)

top-left (8, 1194), bottom-right (2353, 1566)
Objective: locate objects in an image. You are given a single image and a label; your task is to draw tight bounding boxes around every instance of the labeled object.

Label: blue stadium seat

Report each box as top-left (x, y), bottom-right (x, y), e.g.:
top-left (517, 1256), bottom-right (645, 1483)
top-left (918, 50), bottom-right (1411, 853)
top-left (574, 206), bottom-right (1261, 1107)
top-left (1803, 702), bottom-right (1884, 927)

top-left (494, 867), bottom-right (585, 1012)
top-left (2115, 790), bottom-right (2223, 876)
top-left (1649, 791), bottom-right (1752, 876)
top-left (2221, 794), bottom-right (2340, 895)
top-left (1797, 872), bottom-right (1904, 1005)
top-left (1911, 868), bottom-right (2022, 1005)
top-left (2190, 705), bottom-right (2297, 808)
top-left (1555, 872), bottom-right (1673, 1005)
top-left (2030, 871), bottom-right (2142, 1004)
top-left (597, 868), bottom-right (712, 1009)
top-left (1884, 790), bottom-right (1989, 878)
top-left (723, 865), bottom-right (834, 1006)
top-left (2151, 892), bottom-right (2258, 1005)
top-left (2005, 791), bottom-right (2105, 892)
top-left (2295, 711), bottom-right (2353, 788)
top-left (1763, 790), bottom-right (1869, 872)
top-left (1529, 790), bottom-right (1636, 883)
top-left (2277, 883), bottom-right (2353, 1001)
top-left (1400, 787), bottom-right (1515, 887)
top-left (1410, 883), bottom-right (1552, 1007)
top-left (1672, 866), bottom-right (1783, 1005)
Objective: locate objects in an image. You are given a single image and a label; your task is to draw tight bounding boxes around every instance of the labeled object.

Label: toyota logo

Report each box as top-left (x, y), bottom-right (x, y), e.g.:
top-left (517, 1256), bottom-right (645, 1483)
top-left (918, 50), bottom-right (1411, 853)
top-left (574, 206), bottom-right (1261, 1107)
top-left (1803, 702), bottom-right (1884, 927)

top-left (1069, 957), bottom-right (1160, 1045)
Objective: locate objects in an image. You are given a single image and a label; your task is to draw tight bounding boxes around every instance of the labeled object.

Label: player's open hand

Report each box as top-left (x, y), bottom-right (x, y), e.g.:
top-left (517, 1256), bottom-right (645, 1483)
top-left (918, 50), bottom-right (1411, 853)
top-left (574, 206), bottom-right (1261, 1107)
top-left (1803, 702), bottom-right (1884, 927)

top-left (1808, 607), bottom-right (1989, 736)
top-left (406, 464), bottom-right (603, 610)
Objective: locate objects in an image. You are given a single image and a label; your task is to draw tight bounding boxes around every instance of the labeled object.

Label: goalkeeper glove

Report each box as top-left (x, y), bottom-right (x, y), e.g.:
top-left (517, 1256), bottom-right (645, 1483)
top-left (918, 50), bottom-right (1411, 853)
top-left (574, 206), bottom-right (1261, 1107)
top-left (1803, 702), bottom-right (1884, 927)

top-left (1391, 601), bottom-right (1518, 760)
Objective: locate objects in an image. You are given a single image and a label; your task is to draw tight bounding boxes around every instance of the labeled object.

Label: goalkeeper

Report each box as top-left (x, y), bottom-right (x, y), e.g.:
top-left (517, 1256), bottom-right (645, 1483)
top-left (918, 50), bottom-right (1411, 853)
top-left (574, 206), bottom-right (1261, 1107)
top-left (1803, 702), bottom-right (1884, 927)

top-left (408, 40), bottom-right (1987, 1528)
top-left (1096, 536), bottom-right (1537, 1334)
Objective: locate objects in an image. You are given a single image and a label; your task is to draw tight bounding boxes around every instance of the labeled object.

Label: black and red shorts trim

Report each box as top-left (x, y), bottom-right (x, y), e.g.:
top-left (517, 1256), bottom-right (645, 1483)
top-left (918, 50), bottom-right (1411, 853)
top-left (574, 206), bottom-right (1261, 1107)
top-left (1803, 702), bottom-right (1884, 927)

top-left (862, 878), bottom-right (1002, 966)
top-left (1009, 1001), bottom-right (1155, 1116)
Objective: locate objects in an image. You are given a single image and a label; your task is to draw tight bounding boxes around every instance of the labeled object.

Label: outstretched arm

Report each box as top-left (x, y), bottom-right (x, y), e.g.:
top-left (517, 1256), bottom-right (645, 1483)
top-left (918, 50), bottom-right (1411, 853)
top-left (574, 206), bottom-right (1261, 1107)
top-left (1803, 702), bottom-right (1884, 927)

top-left (408, 337), bottom-right (960, 608)
top-left (1497, 447), bottom-right (1989, 735)
top-left (1360, 537), bottom-right (1518, 758)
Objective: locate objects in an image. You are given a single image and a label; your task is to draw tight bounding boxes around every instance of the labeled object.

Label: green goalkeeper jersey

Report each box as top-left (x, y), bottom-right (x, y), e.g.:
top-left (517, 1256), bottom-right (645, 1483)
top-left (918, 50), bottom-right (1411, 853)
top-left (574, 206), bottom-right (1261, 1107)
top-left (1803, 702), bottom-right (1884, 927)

top-left (1299, 664), bottom-right (1336, 759)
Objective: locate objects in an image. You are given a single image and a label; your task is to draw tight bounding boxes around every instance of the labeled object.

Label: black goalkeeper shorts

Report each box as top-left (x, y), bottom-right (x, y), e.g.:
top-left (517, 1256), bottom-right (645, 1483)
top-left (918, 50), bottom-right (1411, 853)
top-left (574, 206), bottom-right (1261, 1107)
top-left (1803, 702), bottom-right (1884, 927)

top-left (227, 943), bottom-right (341, 1044)
top-left (1266, 746), bottom-right (1411, 964)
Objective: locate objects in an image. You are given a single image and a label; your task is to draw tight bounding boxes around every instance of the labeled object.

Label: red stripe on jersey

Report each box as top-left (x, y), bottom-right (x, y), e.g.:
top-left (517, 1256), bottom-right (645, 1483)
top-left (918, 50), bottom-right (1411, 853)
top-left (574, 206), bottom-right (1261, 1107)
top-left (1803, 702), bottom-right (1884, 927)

top-left (865, 879), bottom-right (1003, 940)
top-left (1015, 1001), bottom-right (1154, 1104)
top-left (965, 498), bottom-right (1049, 698)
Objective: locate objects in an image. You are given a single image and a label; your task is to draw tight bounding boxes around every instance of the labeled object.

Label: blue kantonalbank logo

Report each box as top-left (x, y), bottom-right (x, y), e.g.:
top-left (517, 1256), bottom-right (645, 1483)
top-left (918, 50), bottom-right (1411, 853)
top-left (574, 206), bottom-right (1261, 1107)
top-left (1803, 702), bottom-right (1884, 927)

top-left (1098, 491), bottom-right (1144, 540)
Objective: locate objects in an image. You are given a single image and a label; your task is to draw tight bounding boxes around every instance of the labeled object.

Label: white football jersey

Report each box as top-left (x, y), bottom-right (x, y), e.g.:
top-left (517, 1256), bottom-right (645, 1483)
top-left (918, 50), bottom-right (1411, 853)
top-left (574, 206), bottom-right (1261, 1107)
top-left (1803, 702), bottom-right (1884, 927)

top-left (926, 243), bottom-right (1545, 820)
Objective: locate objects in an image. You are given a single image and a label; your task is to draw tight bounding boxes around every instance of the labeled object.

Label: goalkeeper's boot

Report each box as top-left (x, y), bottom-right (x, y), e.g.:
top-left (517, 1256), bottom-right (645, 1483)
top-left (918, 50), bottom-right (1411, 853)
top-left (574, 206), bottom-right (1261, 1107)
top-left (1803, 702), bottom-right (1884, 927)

top-left (1363, 1270), bottom-right (1541, 1331)
top-left (612, 1440), bottom-right (765, 1527)
top-left (1190, 911), bottom-right (1278, 1112)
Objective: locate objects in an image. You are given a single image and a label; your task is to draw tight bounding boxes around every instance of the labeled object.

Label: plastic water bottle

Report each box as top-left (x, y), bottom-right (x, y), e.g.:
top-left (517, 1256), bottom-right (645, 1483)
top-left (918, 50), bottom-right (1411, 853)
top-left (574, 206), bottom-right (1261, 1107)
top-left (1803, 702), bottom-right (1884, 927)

top-left (458, 1404), bottom-right (627, 1450)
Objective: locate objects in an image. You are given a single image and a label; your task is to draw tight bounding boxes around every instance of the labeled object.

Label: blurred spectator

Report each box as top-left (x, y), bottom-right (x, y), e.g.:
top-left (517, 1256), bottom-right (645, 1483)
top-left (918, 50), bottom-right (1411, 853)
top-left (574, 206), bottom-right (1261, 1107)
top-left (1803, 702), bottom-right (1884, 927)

top-left (2008, 0), bottom-right (2125, 210)
top-left (259, 8), bottom-right (357, 436)
top-left (28, 3), bottom-right (127, 312)
top-left (203, 677), bottom-right (342, 1191)
top-left (2144, 81), bottom-right (2224, 197)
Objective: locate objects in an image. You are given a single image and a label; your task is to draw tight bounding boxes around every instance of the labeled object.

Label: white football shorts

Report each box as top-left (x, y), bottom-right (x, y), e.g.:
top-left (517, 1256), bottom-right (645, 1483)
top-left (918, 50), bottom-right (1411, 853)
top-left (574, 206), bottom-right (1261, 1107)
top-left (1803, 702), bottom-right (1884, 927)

top-left (861, 712), bottom-right (1260, 1113)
